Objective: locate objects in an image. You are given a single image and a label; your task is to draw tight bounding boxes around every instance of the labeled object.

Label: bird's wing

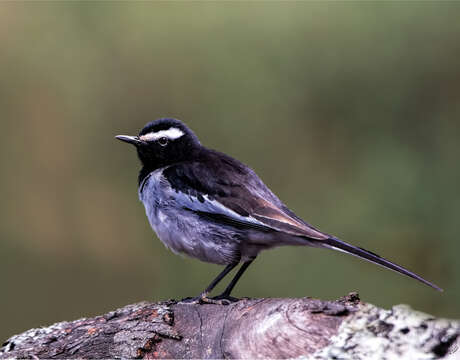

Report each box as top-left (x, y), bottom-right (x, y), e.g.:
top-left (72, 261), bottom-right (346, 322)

top-left (161, 157), bottom-right (443, 292)
top-left (162, 156), bottom-right (329, 240)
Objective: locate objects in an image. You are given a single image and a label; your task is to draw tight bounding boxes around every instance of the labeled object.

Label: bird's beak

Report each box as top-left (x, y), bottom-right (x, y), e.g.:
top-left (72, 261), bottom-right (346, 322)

top-left (115, 135), bottom-right (142, 146)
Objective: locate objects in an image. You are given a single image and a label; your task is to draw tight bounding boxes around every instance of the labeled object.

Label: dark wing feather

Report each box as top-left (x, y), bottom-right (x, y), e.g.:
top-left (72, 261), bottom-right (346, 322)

top-left (163, 150), bottom-right (328, 240)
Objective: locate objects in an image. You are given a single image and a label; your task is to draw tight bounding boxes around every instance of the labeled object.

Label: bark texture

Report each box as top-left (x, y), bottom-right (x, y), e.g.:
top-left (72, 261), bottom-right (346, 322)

top-left (1, 293), bottom-right (459, 360)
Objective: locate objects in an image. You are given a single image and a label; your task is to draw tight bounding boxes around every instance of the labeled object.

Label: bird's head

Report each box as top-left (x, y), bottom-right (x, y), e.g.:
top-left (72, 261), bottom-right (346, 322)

top-left (116, 118), bottom-right (201, 170)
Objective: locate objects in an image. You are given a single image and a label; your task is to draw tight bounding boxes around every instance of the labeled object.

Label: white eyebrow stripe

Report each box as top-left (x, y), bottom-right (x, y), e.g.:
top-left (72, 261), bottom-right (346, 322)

top-left (140, 127), bottom-right (185, 141)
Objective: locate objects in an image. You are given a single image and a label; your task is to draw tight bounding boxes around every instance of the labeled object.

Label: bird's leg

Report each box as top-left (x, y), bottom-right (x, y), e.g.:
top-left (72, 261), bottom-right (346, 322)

top-left (180, 262), bottom-right (239, 305)
top-left (211, 259), bottom-right (255, 303)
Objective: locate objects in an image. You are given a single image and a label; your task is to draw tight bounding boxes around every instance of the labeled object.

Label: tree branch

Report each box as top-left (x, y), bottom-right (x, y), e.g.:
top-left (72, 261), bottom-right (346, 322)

top-left (1, 293), bottom-right (458, 359)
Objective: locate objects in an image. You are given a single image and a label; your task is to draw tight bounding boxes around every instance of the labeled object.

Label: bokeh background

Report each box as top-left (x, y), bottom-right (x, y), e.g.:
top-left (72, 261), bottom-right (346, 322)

top-left (1, 2), bottom-right (459, 342)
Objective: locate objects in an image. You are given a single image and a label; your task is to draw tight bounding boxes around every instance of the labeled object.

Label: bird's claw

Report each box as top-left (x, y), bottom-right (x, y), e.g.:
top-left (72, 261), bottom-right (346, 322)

top-left (210, 294), bottom-right (239, 305)
top-left (179, 293), bottom-right (240, 305)
top-left (178, 296), bottom-right (201, 304)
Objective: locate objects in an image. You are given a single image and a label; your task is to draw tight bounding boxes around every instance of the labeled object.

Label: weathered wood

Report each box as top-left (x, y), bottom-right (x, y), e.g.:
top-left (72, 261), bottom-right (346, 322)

top-left (1, 293), bottom-right (459, 359)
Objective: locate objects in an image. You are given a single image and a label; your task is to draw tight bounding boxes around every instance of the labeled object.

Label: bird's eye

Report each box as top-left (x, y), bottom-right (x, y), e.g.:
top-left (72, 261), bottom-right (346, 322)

top-left (158, 137), bottom-right (169, 146)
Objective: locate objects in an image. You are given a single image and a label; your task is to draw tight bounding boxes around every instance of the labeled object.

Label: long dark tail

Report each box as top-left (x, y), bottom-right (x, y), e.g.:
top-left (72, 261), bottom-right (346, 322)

top-left (321, 236), bottom-right (443, 292)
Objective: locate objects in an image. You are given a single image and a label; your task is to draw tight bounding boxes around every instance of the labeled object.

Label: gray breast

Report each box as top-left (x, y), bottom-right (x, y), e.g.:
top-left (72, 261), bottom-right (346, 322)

top-left (138, 168), bottom-right (243, 265)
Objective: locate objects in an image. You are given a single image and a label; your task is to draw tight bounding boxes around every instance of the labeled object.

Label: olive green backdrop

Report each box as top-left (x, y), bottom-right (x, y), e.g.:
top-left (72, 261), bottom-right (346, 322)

top-left (1, 2), bottom-right (459, 342)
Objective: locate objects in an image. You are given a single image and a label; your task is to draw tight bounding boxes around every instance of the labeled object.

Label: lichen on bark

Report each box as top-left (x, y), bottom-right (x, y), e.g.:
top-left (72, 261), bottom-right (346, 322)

top-left (1, 294), bottom-right (458, 360)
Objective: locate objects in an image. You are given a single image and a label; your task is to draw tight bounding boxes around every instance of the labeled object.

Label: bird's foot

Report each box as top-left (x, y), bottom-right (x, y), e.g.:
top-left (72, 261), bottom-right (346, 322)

top-left (179, 293), bottom-right (239, 305)
top-left (178, 296), bottom-right (203, 305)
top-left (210, 294), bottom-right (240, 305)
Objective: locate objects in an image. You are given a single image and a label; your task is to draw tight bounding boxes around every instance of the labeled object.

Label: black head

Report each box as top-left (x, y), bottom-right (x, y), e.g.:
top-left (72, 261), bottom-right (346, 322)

top-left (116, 118), bottom-right (201, 175)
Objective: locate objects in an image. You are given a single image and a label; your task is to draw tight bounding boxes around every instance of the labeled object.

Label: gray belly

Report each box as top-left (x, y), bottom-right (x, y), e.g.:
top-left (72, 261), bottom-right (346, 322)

top-left (145, 203), bottom-right (242, 265)
top-left (137, 167), bottom-right (306, 265)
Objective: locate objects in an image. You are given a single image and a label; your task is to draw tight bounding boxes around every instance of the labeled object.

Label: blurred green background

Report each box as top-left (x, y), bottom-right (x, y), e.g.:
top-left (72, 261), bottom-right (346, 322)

top-left (1, 2), bottom-right (459, 342)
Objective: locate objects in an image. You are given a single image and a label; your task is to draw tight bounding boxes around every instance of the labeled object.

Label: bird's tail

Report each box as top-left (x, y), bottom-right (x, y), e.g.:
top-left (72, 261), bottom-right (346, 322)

top-left (320, 236), bottom-right (443, 292)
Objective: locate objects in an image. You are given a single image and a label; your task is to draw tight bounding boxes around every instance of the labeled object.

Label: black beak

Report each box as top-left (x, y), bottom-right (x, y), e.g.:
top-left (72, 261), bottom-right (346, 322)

top-left (115, 135), bottom-right (142, 146)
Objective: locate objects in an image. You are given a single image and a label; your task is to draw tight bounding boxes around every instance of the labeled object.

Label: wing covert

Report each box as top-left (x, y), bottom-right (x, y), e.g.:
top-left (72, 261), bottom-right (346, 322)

top-left (162, 156), bottom-right (329, 240)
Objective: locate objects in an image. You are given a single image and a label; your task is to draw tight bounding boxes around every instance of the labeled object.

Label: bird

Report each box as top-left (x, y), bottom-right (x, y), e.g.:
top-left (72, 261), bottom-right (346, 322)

top-left (116, 118), bottom-right (442, 304)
